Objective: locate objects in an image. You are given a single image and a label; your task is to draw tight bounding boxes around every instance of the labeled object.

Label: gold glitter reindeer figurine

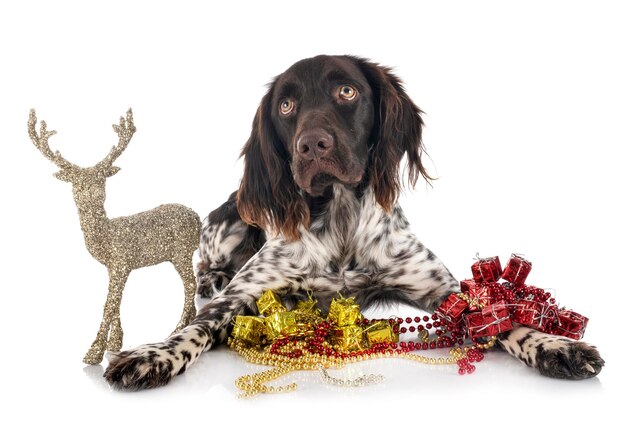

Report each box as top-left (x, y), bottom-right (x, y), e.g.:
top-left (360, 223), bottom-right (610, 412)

top-left (28, 109), bottom-right (201, 364)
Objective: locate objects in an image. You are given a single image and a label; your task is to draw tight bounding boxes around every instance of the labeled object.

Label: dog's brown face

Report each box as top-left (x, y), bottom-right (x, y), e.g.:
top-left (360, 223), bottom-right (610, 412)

top-left (237, 55), bottom-right (431, 240)
top-left (270, 56), bottom-right (375, 196)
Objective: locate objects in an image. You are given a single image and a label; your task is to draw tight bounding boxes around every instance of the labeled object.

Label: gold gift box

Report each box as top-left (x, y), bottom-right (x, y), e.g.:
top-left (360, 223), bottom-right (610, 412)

top-left (231, 315), bottom-right (266, 344)
top-left (294, 297), bottom-right (321, 316)
top-left (265, 311), bottom-right (300, 340)
top-left (364, 320), bottom-right (399, 344)
top-left (333, 325), bottom-right (364, 351)
top-left (328, 296), bottom-right (362, 327)
top-left (256, 290), bottom-right (287, 316)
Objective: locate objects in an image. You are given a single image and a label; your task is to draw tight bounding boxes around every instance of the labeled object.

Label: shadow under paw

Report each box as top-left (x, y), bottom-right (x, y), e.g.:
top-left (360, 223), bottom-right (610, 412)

top-left (103, 347), bottom-right (177, 391)
top-left (536, 341), bottom-right (605, 380)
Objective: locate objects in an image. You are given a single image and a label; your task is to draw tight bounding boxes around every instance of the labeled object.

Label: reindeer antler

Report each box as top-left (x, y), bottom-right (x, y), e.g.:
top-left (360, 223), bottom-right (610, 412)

top-left (28, 109), bottom-right (78, 170)
top-left (96, 108), bottom-right (136, 169)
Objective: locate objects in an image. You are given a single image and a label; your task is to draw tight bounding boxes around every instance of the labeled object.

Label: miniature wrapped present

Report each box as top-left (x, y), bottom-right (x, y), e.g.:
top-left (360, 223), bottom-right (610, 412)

top-left (328, 295), bottom-right (362, 327)
top-left (436, 293), bottom-right (469, 323)
top-left (554, 309), bottom-right (588, 340)
top-left (471, 256), bottom-right (502, 283)
top-left (232, 316), bottom-right (266, 344)
top-left (256, 290), bottom-right (287, 316)
top-left (466, 302), bottom-right (513, 338)
top-left (364, 320), bottom-right (399, 344)
top-left (502, 254), bottom-right (532, 287)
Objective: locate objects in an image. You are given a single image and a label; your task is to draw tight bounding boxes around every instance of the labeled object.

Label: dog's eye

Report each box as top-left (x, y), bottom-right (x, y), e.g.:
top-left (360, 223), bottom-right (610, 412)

top-left (338, 85), bottom-right (358, 101)
top-left (279, 99), bottom-right (295, 115)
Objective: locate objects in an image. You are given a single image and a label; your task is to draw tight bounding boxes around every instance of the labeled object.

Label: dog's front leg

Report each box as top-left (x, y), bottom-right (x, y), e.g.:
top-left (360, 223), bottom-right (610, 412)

top-left (496, 325), bottom-right (604, 379)
top-left (104, 238), bottom-right (305, 390)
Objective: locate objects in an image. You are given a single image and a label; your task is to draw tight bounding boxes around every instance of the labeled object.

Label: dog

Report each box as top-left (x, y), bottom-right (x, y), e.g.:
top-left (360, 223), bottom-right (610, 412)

top-left (104, 55), bottom-right (604, 389)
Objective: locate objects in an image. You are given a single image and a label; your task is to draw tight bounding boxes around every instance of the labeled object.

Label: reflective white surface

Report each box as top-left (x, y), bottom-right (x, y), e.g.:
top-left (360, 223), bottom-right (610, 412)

top-left (1, 1), bottom-right (624, 421)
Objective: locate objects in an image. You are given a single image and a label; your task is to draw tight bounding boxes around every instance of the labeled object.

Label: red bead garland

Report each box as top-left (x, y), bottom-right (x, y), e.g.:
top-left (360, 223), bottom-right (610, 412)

top-left (267, 311), bottom-right (482, 375)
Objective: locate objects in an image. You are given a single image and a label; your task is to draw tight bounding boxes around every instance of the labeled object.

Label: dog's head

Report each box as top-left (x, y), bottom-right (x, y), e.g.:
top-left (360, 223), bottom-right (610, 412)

top-left (237, 55), bottom-right (431, 240)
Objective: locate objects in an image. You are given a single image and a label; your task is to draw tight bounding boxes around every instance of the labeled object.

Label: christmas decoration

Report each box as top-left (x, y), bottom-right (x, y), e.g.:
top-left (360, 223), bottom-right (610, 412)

top-left (231, 289), bottom-right (491, 397)
top-left (257, 290), bottom-right (287, 316)
top-left (435, 293), bottom-right (468, 323)
top-left (471, 255), bottom-right (502, 283)
top-left (364, 320), bottom-right (399, 344)
top-left (232, 316), bottom-right (266, 344)
top-left (459, 279), bottom-right (492, 311)
top-left (328, 295), bottom-right (362, 326)
top-left (265, 311), bottom-right (301, 340)
top-left (333, 325), bottom-right (365, 350)
top-left (318, 364), bottom-right (385, 387)
top-left (229, 252), bottom-right (589, 397)
top-left (28, 109), bottom-right (201, 364)
top-left (502, 254), bottom-right (532, 286)
top-left (293, 293), bottom-right (322, 316)
top-left (554, 309), bottom-right (588, 340)
top-left (512, 299), bottom-right (554, 331)
top-left (451, 253), bottom-right (588, 341)
top-left (466, 302), bottom-right (513, 338)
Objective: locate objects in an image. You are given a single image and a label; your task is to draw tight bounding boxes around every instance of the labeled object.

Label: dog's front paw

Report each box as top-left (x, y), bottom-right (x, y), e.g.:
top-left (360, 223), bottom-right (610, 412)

top-left (103, 344), bottom-right (182, 390)
top-left (536, 339), bottom-right (604, 380)
top-left (196, 270), bottom-right (231, 299)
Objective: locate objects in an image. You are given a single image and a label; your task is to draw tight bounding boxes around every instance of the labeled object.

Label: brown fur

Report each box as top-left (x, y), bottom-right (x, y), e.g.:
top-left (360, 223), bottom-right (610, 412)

top-left (237, 55), bottom-right (433, 240)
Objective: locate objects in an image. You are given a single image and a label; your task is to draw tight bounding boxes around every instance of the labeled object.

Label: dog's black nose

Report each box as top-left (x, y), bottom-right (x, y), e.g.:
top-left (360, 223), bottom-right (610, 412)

top-left (296, 130), bottom-right (334, 160)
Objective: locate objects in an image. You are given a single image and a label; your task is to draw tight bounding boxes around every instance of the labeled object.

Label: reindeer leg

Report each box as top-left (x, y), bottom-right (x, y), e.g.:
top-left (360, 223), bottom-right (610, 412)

top-left (171, 255), bottom-right (197, 333)
top-left (84, 267), bottom-right (129, 364)
top-left (106, 269), bottom-right (130, 352)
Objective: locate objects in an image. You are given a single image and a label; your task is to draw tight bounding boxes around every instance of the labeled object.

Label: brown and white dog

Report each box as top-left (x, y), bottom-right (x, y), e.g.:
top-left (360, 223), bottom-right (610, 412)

top-left (104, 55), bottom-right (603, 390)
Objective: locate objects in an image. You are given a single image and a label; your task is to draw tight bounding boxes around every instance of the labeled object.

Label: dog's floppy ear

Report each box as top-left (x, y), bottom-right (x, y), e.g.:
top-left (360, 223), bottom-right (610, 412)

top-left (354, 57), bottom-right (433, 212)
top-left (237, 84), bottom-right (309, 241)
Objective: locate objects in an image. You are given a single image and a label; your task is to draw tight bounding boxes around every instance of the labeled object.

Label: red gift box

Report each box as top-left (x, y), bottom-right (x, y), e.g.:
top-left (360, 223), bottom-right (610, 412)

top-left (554, 309), bottom-right (588, 340)
top-left (502, 254), bottom-right (532, 287)
top-left (471, 256), bottom-right (503, 283)
top-left (436, 293), bottom-right (469, 323)
top-left (460, 279), bottom-right (493, 311)
top-left (466, 302), bottom-right (513, 338)
top-left (512, 299), bottom-right (556, 331)
top-left (460, 278), bottom-right (477, 292)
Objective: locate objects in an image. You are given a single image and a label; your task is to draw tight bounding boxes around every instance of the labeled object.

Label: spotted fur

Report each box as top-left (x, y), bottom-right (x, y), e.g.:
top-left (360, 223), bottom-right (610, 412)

top-left (497, 325), bottom-right (604, 379)
top-left (104, 184), bottom-right (603, 390)
top-left (104, 55), bottom-right (603, 390)
top-left (105, 185), bottom-right (460, 389)
top-left (196, 192), bottom-right (265, 299)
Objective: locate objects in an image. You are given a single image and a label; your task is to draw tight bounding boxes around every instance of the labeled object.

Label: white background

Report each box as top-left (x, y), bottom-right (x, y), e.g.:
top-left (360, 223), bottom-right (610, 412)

top-left (1, 0), bottom-right (624, 421)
